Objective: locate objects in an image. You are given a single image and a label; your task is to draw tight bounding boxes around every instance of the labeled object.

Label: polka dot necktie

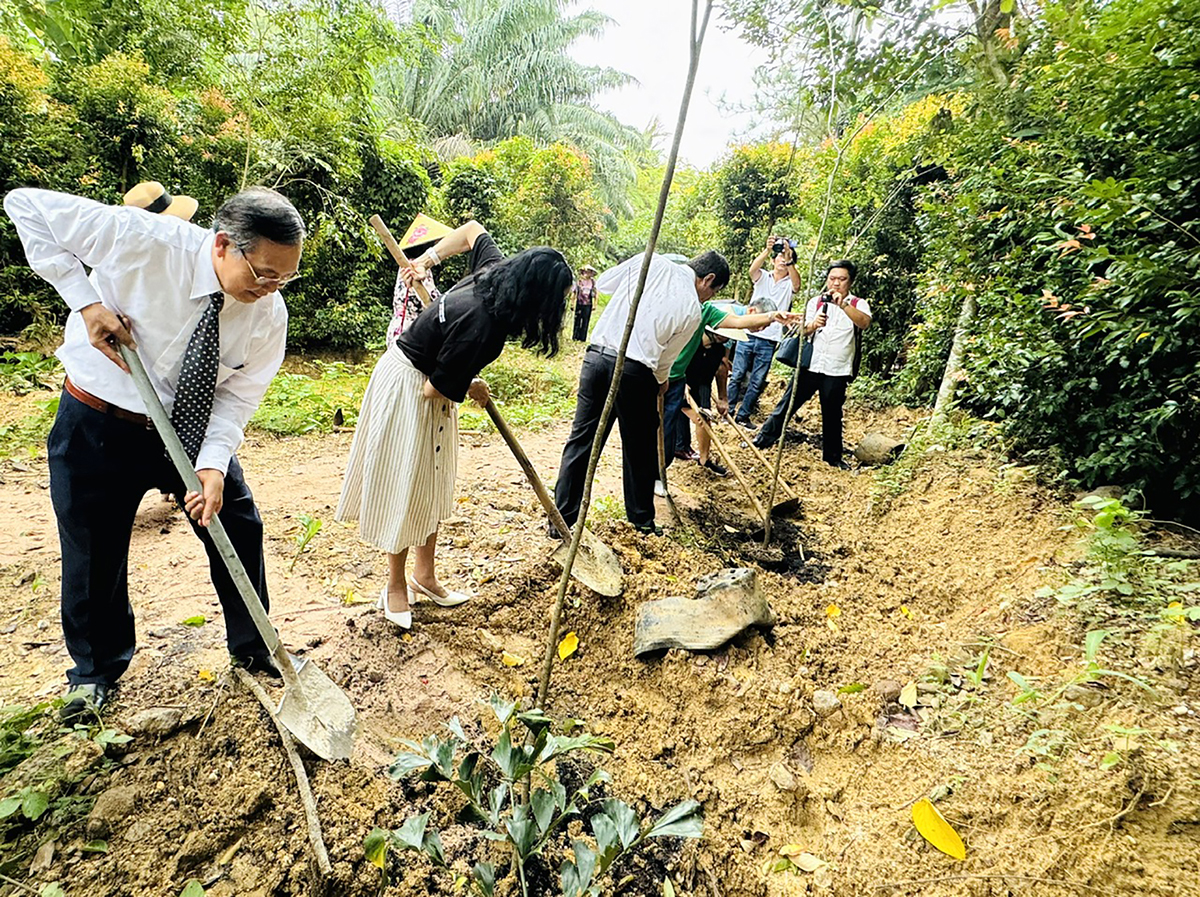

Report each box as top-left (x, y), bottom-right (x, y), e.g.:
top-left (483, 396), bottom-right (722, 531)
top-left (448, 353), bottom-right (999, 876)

top-left (171, 291), bottom-right (224, 463)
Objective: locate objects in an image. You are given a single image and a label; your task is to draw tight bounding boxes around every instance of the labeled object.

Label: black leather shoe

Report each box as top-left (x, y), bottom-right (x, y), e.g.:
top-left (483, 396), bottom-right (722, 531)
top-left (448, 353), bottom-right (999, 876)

top-left (232, 653), bottom-right (283, 679)
top-left (828, 460), bottom-right (851, 470)
top-left (60, 683), bottom-right (111, 722)
top-left (632, 522), bottom-right (664, 537)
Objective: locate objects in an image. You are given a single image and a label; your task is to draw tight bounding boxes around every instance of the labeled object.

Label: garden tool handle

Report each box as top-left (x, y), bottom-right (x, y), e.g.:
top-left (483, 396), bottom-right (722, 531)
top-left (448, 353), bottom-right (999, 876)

top-left (687, 389), bottom-right (768, 524)
top-left (720, 410), bottom-right (799, 500)
top-left (369, 214), bottom-right (432, 307)
top-left (483, 399), bottom-right (574, 538)
top-left (117, 344), bottom-right (300, 690)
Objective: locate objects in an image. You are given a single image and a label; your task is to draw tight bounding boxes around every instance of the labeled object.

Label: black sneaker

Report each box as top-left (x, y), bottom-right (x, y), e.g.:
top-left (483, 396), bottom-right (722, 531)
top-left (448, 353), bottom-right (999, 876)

top-left (735, 418), bottom-right (755, 431)
top-left (60, 682), bottom-right (111, 722)
top-left (828, 460), bottom-right (851, 471)
top-left (232, 653), bottom-right (283, 679)
top-left (702, 458), bottom-right (728, 477)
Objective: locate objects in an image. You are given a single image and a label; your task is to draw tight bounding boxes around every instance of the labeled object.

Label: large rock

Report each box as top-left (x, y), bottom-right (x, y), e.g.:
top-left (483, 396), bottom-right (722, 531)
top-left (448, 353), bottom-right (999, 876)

top-left (853, 433), bottom-right (905, 466)
top-left (634, 568), bottom-right (775, 657)
top-left (126, 707), bottom-right (184, 738)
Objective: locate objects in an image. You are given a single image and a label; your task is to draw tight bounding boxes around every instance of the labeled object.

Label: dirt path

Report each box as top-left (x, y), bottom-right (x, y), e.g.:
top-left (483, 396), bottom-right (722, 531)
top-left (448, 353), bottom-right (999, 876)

top-left (0, 401), bottom-right (1196, 897)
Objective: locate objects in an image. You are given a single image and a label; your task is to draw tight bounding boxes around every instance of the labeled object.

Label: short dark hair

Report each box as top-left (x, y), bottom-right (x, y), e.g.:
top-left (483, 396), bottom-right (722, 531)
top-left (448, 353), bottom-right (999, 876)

top-left (214, 187), bottom-right (306, 251)
top-left (688, 250), bottom-right (731, 291)
top-left (827, 259), bottom-right (858, 283)
top-left (477, 246), bottom-right (573, 357)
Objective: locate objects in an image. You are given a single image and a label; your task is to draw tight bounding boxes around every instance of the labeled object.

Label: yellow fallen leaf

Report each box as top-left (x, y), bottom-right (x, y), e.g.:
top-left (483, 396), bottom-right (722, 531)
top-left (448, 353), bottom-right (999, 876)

top-left (501, 651), bottom-right (526, 667)
top-left (825, 603), bottom-right (841, 631)
top-left (778, 844), bottom-right (805, 858)
top-left (198, 669), bottom-right (215, 682)
top-left (558, 631), bottom-right (579, 661)
top-left (899, 604), bottom-right (912, 619)
top-left (899, 680), bottom-right (919, 709)
top-left (911, 798), bottom-right (966, 860)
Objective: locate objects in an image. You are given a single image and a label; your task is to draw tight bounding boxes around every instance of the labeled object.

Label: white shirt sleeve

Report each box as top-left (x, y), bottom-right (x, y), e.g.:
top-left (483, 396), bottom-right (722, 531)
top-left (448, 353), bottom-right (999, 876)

top-left (3, 188), bottom-right (136, 312)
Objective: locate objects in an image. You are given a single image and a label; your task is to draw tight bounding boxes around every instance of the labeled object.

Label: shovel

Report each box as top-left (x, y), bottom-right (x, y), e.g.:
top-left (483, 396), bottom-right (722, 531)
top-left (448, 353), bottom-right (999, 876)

top-left (720, 411), bottom-right (801, 516)
top-left (482, 399), bottom-right (623, 597)
top-left (119, 344), bottom-right (357, 761)
top-left (683, 389), bottom-right (768, 525)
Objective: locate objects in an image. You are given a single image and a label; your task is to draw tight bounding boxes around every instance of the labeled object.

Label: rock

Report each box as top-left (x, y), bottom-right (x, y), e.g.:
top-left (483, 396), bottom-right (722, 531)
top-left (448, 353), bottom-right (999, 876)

top-left (477, 629), bottom-right (504, 653)
top-left (854, 433), bottom-right (905, 466)
top-left (29, 840), bottom-right (55, 874)
top-left (874, 679), bottom-right (902, 703)
top-left (812, 690), bottom-right (841, 718)
top-left (126, 707), bottom-right (184, 739)
top-left (1063, 684), bottom-right (1104, 708)
top-left (769, 762), bottom-right (806, 796)
top-left (634, 568), bottom-right (775, 656)
top-left (86, 785), bottom-right (139, 837)
top-left (1076, 485), bottom-right (1126, 503)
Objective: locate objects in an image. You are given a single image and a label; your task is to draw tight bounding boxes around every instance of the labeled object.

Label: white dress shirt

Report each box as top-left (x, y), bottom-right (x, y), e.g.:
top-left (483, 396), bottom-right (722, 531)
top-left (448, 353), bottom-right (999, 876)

top-left (590, 252), bottom-right (702, 383)
top-left (805, 293), bottom-right (871, 377)
top-left (4, 188), bottom-right (288, 474)
top-left (747, 269), bottom-right (796, 343)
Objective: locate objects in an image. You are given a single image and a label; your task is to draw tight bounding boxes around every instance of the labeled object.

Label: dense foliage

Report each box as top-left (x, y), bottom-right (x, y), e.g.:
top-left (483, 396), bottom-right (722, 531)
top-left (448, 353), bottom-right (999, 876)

top-left (1, 0), bottom-right (1196, 512)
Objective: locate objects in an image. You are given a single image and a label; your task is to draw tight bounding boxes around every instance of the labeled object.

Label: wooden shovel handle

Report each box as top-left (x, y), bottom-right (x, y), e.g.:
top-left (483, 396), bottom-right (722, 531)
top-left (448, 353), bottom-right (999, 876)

top-left (369, 214), bottom-right (431, 307)
top-left (721, 410), bottom-right (799, 500)
top-left (483, 399), bottom-right (573, 537)
top-left (686, 389), bottom-right (768, 524)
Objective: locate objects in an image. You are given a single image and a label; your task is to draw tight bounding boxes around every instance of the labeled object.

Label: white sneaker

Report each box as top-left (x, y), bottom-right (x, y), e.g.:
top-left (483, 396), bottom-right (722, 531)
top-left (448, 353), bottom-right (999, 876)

top-left (653, 479), bottom-right (667, 498)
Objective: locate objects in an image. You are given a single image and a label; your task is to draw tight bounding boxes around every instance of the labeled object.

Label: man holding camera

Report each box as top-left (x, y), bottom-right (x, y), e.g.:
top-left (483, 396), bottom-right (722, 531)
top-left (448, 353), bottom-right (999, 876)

top-left (753, 260), bottom-right (871, 468)
top-left (727, 234), bottom-right (800, 427)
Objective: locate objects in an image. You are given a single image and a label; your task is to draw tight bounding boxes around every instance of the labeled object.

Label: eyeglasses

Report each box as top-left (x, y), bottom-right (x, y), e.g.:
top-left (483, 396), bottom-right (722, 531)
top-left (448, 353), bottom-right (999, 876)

top-left (239, 247), bottom-right (301, 288)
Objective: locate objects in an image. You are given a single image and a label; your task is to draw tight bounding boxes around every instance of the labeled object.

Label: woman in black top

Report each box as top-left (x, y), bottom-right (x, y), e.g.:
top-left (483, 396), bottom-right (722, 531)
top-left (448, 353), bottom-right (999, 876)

top-left (336, 221), bottom-right (571, 629)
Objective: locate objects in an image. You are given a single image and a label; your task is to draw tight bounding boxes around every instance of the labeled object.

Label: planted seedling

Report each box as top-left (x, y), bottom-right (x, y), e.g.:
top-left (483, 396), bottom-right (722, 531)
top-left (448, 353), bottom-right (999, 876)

top-left (367, 695), bottom-right (703, 897)
top-left (289, 513), bottom-right (323, 572)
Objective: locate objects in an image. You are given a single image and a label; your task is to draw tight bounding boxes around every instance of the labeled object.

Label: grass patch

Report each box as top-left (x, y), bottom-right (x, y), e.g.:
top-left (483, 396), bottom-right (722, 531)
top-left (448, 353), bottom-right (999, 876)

top-left (250, 359), bottom-right (371, 436)
top-left (0, 395), bottom-right (58, 459)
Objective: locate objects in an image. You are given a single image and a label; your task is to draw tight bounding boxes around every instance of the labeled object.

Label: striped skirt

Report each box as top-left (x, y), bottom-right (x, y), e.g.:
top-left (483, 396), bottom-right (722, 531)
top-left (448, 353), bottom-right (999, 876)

top-left (335, 342), bottom-right (458, 553)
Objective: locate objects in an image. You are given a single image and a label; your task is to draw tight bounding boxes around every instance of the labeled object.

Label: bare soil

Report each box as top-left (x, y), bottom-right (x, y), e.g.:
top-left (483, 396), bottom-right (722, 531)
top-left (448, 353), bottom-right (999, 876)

top-left (1, 387), bottom-right (1197, 897)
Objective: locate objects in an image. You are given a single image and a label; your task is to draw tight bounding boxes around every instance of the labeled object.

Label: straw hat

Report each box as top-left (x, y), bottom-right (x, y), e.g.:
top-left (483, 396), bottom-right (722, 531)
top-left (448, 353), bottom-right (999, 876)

top-left (579, 263), bottom-right (598, 275)
top-left (400, 213), bottom-right (454, 251)
top-left (708, 325), bottom-right (748, 342)
top-left (123, 181), bottom-right (198, 221)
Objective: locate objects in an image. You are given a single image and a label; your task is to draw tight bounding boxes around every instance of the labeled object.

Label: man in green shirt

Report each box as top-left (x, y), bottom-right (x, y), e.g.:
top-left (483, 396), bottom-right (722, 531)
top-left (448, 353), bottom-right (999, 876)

top-left (660, 302), bottom-right (796, 479)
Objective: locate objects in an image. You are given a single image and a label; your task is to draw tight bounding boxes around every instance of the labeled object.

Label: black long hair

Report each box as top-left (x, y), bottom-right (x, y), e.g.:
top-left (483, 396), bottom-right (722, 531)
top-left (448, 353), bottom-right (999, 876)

top-left (476, 246), bottom-right (572, 357)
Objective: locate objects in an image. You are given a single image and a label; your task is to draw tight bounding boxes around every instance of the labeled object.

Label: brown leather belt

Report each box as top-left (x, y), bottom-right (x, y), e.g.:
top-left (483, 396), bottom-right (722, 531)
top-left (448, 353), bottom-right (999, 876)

top-left (64, 377), bottom-right (152, 428)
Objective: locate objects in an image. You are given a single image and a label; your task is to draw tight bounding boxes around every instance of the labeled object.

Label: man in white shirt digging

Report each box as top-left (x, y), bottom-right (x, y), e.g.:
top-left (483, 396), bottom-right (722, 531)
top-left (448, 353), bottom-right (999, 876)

top-left (5, 186), bottom-right (305, 718)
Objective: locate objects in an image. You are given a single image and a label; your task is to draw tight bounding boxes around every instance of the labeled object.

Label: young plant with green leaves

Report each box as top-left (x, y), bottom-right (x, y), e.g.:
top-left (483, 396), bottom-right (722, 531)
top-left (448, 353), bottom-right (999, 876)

top-left (366, 696), bottom-right (703, 897)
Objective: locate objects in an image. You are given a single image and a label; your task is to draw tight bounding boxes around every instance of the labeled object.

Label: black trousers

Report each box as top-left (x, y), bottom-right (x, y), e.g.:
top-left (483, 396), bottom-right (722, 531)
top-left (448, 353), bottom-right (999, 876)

top-left (753, 369), bottom-right (850, 463)
top-left (48, 390), bottom-right (271, 686)
top-left (572, 303), bottom-right (592, 341)
top-left (554, 347), bottom-right (659, 528)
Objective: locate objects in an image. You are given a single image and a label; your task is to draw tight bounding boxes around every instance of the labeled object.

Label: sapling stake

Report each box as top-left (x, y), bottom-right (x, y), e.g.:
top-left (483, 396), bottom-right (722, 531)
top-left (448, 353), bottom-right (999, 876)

top-left (533, 0), bottom-right (715, 712)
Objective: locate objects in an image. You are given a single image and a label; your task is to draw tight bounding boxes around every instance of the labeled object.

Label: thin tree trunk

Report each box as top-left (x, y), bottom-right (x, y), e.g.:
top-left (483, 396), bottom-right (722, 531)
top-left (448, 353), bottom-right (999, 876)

top-left (931, 291), bottom-right (977, 425)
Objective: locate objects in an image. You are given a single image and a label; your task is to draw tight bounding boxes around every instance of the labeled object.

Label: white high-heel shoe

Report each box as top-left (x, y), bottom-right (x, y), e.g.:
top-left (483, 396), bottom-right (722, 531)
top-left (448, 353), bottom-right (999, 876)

top-left (377, 585), bottom-right (412, 630)
top-left (409, 579), bottom-right (471, 608)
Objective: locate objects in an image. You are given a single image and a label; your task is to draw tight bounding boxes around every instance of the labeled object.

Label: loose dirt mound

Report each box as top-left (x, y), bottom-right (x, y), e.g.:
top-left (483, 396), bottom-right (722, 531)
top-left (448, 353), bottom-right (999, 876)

top-left (1, 405), bottom-right (1196, 896)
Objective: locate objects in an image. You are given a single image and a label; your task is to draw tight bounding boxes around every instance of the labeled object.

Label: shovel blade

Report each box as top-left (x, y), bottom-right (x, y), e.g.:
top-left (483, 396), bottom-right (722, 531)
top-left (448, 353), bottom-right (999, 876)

top-left (770, 496), bottom-right (800, 517)
top-left (277, 655), bottom-right (358, 761)
top-left (551, 526), bottom-right (623, 597)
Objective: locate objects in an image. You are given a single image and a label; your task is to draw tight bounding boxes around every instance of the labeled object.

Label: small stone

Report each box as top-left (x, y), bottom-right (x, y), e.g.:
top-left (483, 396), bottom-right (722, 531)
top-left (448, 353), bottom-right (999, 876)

top-left (87, 786), bottom-right (139, 837)
top-left (1171, 704), bottom-right (1191, 717)
top-left (874, 679), bottom-right (902, 702)
top-left (30, 840), bottom-right (55, 874)
top-left (769, 762), bottom-right (798, 792)
top-left (477, 629), bottom-right (504, 653)
top-left (978, 731), bottom-right (994, 748)
top-left (126, 707), bottom-right (184, 738)
top-left (1063, 684), bottom-right (1104, 708)
top-left (778, 681), bottom-right (794, 695)
top-left (812, 690), bottom-right (841, 717)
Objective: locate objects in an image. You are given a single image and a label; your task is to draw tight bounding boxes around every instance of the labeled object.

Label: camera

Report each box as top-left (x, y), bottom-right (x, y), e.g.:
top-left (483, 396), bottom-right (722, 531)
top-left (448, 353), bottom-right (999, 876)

top-left (772, 238), bottom-right (796, 256)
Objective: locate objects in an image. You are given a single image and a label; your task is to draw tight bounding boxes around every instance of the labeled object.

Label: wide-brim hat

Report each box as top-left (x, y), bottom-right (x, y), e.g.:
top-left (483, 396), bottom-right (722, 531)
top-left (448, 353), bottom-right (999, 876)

top-left (708, 326), bottom-right (748, 342)
top-left (123, 181), bottom-right (198, 221)
top-left (400, 213), bottom-right (454, 252)
top-left (579, 264), bottom-right (597, 274)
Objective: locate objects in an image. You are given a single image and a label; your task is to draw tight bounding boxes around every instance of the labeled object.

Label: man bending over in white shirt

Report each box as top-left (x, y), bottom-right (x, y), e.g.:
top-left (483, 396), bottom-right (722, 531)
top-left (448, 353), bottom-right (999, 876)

top-left (4, 186), bottom-right (305, 719)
